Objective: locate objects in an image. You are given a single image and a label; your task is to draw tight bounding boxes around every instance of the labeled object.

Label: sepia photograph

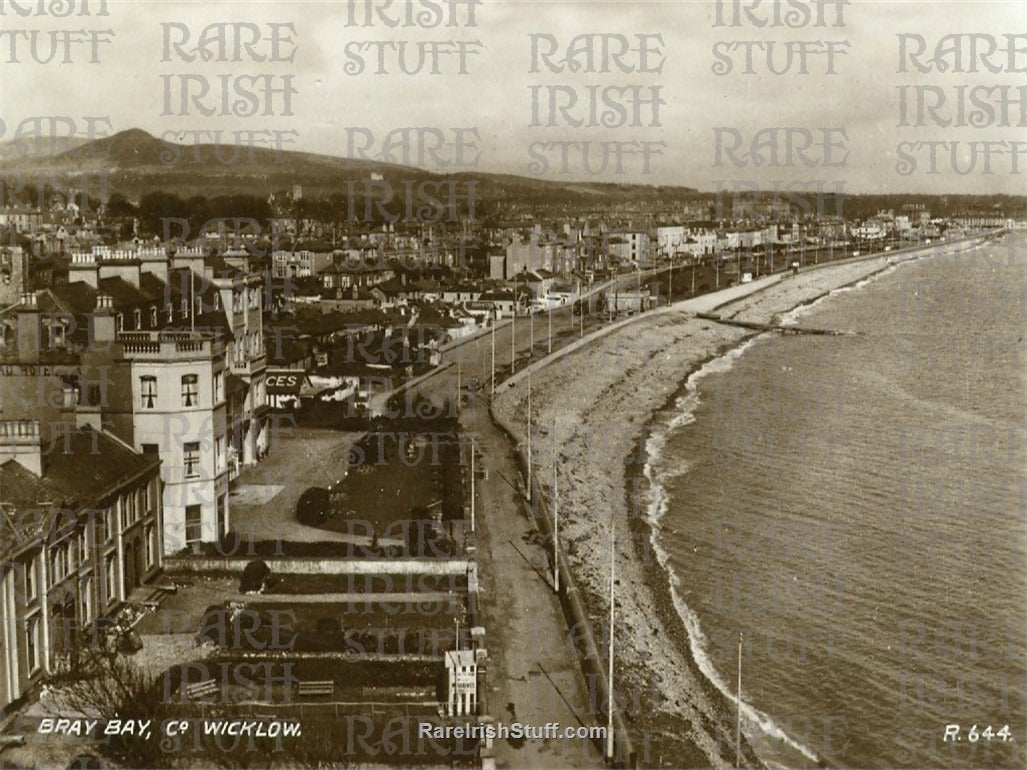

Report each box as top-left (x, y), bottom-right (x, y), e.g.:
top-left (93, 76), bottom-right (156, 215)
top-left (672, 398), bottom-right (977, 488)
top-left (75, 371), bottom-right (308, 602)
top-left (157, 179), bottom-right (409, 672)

top-left (0, 1), bottom-right (1024, 768)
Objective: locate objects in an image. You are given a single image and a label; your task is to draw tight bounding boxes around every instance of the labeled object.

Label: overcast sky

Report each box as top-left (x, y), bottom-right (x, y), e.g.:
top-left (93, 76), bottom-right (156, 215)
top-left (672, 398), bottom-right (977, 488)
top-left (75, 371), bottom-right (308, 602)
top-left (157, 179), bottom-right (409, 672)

top-left (1, 0), bottom-right (1024, 195)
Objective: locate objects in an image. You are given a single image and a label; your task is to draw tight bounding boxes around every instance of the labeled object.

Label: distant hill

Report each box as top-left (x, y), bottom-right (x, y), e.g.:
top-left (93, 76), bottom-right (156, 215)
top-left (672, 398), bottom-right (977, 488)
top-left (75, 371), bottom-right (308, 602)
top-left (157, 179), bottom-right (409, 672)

top-left (0, 128), bottom-right (699, 204)
top-left (0, 135), bottom-right (90, 161)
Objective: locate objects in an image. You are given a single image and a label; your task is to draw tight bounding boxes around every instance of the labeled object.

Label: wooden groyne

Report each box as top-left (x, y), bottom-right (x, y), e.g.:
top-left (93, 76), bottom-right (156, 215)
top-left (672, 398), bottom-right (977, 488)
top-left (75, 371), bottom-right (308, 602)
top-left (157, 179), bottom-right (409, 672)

top-left (696, 313), bottom-right (853, 336)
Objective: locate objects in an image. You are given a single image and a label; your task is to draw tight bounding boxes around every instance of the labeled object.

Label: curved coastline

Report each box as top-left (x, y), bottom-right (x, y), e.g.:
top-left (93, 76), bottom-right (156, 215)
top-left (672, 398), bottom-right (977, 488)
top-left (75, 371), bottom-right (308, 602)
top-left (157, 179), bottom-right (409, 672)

top-left (491, 235), bottom-right (996, 768)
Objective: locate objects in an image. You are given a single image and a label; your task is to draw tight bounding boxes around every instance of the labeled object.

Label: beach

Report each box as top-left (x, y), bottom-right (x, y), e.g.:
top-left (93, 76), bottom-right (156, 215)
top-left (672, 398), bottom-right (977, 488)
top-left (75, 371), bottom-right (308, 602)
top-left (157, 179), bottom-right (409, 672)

top-left (490, 240), bottom-right (988, 768)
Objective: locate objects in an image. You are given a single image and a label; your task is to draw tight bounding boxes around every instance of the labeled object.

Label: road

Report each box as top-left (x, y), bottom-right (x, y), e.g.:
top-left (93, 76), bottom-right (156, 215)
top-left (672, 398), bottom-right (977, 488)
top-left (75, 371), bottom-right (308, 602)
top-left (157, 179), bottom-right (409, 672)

top-left (395, 266), bottom-right (781, 768)
top-left (406, 302), bottom-right (605, 767)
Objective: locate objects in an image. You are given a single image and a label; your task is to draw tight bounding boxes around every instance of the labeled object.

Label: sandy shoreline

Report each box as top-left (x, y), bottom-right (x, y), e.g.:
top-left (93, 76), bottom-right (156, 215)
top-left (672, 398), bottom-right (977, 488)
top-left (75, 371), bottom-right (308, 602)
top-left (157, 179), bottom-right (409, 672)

top-left (490, 238), bottom-right (991, 768)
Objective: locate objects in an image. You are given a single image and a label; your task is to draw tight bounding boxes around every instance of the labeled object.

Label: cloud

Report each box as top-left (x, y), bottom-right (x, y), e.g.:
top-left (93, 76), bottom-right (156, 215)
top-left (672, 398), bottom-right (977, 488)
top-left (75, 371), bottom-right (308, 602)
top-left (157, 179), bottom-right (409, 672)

top-left (1, 0), bottom-right (1024, 194)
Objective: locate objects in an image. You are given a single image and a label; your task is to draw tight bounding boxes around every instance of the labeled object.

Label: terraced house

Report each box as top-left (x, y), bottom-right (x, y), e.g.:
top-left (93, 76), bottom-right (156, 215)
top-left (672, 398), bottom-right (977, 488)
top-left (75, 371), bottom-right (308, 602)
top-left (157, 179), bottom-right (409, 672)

top-left (0, 245), bottom-right (270, 556)
top-left (0, 419), bottom-right (163, 716)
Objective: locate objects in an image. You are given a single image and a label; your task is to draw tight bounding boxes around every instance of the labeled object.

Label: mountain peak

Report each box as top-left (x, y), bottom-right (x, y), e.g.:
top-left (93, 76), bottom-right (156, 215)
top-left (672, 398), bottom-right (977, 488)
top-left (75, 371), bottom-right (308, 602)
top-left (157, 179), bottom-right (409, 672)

top-left (69, 129), bottom-right (172, 167)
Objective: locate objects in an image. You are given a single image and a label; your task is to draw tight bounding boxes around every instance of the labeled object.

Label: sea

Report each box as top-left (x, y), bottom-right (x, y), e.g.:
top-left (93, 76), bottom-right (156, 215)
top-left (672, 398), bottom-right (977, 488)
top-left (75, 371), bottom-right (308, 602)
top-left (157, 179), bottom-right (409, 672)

top-left (646, 233), bottom-right (1027, 769)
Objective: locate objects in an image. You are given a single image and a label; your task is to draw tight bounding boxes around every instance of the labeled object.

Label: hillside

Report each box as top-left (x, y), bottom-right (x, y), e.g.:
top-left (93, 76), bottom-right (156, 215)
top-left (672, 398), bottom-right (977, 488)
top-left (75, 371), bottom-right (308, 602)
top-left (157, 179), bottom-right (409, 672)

top-left (0, 128), bottom-right (699, 204)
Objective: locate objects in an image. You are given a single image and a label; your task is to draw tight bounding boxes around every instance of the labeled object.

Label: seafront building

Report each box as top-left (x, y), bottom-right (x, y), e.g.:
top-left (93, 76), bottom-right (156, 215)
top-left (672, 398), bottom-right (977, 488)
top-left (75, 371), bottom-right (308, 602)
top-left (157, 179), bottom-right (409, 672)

top-left (0, 246), bottom-right (271, 555)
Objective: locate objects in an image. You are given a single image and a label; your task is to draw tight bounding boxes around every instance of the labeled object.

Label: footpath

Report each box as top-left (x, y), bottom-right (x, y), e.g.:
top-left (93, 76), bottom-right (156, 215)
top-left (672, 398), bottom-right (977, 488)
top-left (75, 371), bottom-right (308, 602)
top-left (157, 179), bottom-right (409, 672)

top-left (462, 398), bottom-right (602, 769)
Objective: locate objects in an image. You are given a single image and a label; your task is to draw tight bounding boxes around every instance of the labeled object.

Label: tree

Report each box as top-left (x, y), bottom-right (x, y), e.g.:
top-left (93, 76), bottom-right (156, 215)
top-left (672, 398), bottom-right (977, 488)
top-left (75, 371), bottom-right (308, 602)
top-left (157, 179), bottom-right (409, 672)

top-left (105, 191), bottom-right (137, 219)
top-left (58, 649), bottom-right (166, 769)
top-left (239, 559), bottom-right (271, 592)
top-left (137, 191), bottom-right (187, 237)
top-left (296, 487), bottom-right (331, 526)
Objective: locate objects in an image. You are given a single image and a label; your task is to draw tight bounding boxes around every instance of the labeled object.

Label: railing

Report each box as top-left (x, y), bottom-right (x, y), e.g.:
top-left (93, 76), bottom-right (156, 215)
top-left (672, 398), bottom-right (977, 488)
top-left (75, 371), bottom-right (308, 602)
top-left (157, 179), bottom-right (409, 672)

top-left (230, 353), bottom-right (266, 375)
top-left (0, 419), bottom-right (40, 438)
top-left (121, 340), bottom-right (161, 354)
top-left (118, 333), bottom-right (226, 358)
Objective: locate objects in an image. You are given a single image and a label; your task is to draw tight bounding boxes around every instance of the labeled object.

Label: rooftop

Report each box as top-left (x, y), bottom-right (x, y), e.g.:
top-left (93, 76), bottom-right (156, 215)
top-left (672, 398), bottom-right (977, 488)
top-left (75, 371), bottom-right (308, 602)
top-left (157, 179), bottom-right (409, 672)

top-left (0, 425), bottom-right (159, 515)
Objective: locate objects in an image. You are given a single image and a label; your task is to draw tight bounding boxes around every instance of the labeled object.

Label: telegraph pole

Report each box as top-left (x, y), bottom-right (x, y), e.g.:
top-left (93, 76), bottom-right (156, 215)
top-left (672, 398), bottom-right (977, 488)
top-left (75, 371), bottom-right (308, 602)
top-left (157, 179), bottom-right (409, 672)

top-left (736, 632), bottom-right (742, 768)
top-left (530, 306), bottom-right (534, 359)
top-left (548, 302), bottom-right (552, 354)
top-left (511, 274), bottom-right (517, 374)
top-left (606, 522), bottom-right (616, 762)
top-left (490, 319), bottom-right (495, 396)
top-left (526, 368), bottom-right (532, 501)
top-left (470, 436), bottom-right (476, 533)
top-left (553, 442), bottom-right (559, 592)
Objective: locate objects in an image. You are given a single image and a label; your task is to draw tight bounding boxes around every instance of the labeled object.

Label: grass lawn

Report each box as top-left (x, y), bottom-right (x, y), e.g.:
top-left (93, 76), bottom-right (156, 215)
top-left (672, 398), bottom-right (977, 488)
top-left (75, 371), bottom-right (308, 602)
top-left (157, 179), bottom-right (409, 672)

top-left (317, 430), bottom-right (465, 535)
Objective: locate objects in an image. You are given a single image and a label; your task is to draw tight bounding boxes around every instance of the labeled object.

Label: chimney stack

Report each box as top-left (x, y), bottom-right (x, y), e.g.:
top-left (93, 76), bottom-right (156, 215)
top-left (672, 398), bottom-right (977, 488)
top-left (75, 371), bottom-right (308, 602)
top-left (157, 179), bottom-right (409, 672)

top-left (16, 292), bottom-right (42, 363)
top-left (88, 294), bottom-right (117, 345)
top-left (68, 252), bottom-right (99, 288)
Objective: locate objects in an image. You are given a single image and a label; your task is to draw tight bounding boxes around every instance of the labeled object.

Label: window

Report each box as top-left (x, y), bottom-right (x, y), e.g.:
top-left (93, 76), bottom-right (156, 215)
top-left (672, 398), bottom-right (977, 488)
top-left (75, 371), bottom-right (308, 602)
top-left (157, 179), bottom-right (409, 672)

top-left (25, 615), bottom-right (40, 672)
top-left (133, 308), bottom-right (141, 329)
top-left (80, 576), bottom-right (92, 625)
top-left (23, 558), bottom-right (36, 602)
top-left (104, 555), bottom-right (117, 605)
top-left (140, 376), bottom-right (157, 409)
top-left (184, 442), bottom-right (200, 478)
top-left (182, 374), bottom-right (199, 407)
top-left (95, 509), bottom-right (108, 545)
top-left (142, 443), bottom-right (158, 455)
top-left (125, 492), bottom-right (136, 525)
top-left (49, 323), bottom-right (65, 348)
top-left (185, 505), bottom-right (203, 544)
top-left (50, 543), bottom-right (72, 584)
top-left (181, 298), bottom-right (188, 317)
top-left (78, 528), bottom-right (89, 564)
top-left (217, 495), bottom-right (227, 539)
top-left (116, 313), bottom-right (124, 332)
top-left (143, 481), bottom-right (151, 513)
top-left (166, 304), bottom-right (174, 323)
top-left (86, 383), bottom-right (102, 406)
top-left (150, 306), bottom-right (158, 327)
top-left (145, 525), bottom-right (156, 568)
top-left (213, 373), bottom-right (223, 404)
